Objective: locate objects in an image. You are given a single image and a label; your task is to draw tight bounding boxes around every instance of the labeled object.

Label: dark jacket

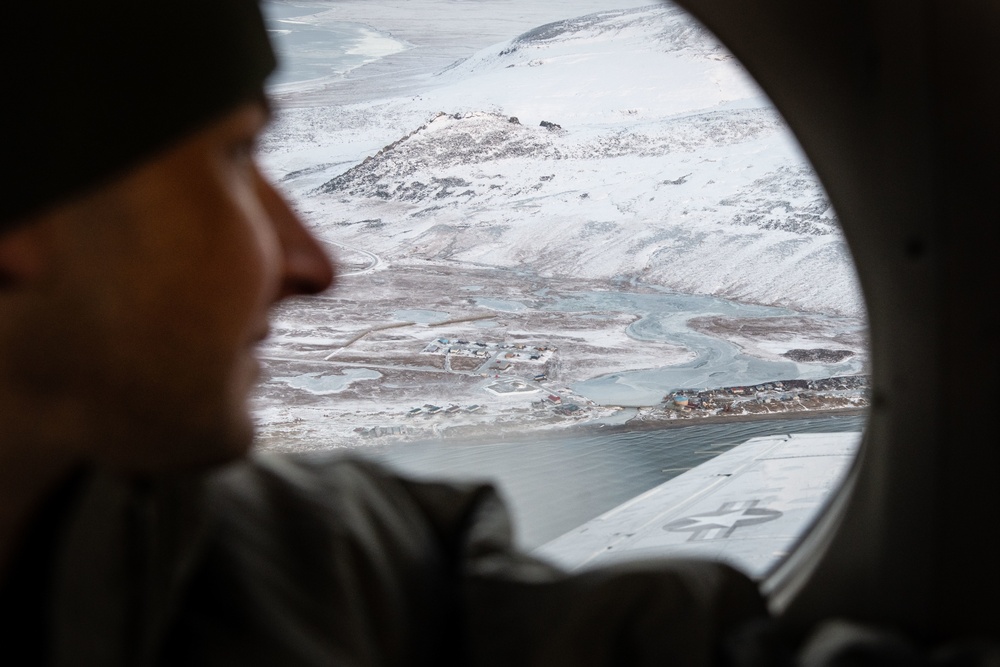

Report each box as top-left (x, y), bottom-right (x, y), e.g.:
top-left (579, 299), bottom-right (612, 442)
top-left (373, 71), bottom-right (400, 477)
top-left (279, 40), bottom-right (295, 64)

top-left (25, 454), bottom-right (765, 666)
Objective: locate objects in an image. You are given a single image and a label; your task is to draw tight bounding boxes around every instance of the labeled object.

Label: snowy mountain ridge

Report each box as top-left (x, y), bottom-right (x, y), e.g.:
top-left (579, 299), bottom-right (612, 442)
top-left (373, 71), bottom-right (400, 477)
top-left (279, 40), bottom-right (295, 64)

top-left (277, 4), bottom-right (864, 318)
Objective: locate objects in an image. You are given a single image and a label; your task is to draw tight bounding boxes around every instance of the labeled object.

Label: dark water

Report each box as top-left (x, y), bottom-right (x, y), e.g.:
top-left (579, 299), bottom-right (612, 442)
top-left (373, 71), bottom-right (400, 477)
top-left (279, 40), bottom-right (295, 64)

top-left (353, 414), bottom-right (866, 548)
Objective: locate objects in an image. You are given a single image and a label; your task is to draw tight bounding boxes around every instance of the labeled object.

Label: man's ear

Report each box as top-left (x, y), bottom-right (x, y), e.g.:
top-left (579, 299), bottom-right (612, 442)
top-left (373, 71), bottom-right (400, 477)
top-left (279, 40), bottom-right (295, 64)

top-left (0, 222), bottom-right (49, 289)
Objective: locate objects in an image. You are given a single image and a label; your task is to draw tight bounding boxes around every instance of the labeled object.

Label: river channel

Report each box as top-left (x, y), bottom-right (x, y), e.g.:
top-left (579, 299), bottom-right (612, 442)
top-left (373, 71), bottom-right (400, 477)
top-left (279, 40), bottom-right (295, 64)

top-left (447, 286), bottom-right (866, 407)
top-left (550, 290), bottom-right (864, 406)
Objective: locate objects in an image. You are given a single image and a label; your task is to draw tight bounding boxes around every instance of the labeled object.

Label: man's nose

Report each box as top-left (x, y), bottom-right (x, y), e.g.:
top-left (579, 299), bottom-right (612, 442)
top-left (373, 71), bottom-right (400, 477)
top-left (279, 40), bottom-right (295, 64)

top-left (260, 176), bottom-right (336, 298)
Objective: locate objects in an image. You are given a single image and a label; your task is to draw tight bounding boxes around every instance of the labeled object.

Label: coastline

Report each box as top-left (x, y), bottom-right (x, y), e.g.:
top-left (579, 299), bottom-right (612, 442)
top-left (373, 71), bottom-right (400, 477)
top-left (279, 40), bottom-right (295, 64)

top-left (595, 406), bottom-right (868, 434)
top-left (382, 405), bottom-right (869, 448)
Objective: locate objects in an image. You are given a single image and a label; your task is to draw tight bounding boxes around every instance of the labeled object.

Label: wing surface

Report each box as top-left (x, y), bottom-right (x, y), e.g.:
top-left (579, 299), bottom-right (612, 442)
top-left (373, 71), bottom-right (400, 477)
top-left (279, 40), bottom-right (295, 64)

top-left (533, 431), bottom-right (861, 578)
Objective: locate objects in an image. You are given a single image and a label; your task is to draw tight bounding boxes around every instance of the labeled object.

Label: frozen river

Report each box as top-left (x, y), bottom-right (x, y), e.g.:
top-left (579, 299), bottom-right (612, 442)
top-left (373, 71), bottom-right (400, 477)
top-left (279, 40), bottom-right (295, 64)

top-left (470, 287), bottom-right (865, 407)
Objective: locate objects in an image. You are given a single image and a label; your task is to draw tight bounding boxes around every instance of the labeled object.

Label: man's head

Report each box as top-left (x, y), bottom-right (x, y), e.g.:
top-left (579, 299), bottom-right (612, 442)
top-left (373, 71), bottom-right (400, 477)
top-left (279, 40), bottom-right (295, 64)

top-left (0, 2), bottom-right (335, 473)
top-left (4, 1), bottom-right (277, 227)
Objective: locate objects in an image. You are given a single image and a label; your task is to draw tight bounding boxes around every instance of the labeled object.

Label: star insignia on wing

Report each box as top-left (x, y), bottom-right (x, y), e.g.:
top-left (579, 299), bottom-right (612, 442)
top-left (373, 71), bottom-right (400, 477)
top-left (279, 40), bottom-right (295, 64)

top-left (663, 500), bottom-right (782, 542)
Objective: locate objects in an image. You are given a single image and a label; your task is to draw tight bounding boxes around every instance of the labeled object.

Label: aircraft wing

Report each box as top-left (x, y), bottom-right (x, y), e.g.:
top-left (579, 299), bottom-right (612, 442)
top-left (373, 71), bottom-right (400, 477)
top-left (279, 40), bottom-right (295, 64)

top-left (533, 431), bottom-right (861, 578)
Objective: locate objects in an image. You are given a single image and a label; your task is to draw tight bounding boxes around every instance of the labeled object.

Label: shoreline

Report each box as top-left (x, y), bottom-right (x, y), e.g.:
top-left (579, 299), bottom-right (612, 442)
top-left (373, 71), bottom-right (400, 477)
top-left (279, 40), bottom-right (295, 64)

top-left (590, 406), bottom-right (868, 434)
top-left (384, 406), bottom-right (869, 448)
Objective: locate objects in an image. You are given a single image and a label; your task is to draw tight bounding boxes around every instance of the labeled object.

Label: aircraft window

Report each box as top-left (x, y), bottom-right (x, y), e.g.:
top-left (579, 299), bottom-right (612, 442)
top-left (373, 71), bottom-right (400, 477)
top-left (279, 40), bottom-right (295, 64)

top-left (252, 0), bottom-right (869, 578)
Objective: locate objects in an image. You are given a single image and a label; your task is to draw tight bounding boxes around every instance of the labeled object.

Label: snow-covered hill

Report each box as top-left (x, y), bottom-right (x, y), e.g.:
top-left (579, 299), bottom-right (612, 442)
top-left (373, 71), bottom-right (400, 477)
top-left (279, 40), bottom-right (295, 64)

top-left (267, 3), bottom-right (864, 318)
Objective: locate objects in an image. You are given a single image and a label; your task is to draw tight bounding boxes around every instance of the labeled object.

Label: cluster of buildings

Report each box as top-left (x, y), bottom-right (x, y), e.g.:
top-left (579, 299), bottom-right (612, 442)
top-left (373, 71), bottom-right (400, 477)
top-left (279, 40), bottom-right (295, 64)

top-left (422, 338), bottom-right (556, 374)
top-left (664, 374), bottom-right (871, 416)
top-left (423, 338), bottom-right (555, 357)
top-left (355, 425), bottom-right (407, 438)
top-left (530, 392), bottom-right (588, 417)
top-left (406, 403), bottom-right (485, 417)
top-left (423, 338), bottom-right (491, 357)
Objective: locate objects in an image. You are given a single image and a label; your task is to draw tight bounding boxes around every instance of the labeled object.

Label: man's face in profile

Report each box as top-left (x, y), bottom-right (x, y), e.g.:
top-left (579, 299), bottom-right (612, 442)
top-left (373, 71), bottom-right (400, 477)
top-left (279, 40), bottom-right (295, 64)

top-left (4, 101), bottom-right (335, 472)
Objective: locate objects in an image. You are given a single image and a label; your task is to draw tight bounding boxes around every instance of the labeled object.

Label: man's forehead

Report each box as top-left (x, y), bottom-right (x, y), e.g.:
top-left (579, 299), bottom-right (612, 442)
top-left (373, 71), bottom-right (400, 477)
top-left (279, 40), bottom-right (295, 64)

top-left (2, 1), bottom-right (276, 230)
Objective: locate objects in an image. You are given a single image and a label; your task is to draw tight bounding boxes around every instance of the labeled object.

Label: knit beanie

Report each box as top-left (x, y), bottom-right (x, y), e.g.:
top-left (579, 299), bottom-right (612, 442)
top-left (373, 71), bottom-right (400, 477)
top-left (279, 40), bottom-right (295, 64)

top-left (2, 1), bottom-right (276, 229)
